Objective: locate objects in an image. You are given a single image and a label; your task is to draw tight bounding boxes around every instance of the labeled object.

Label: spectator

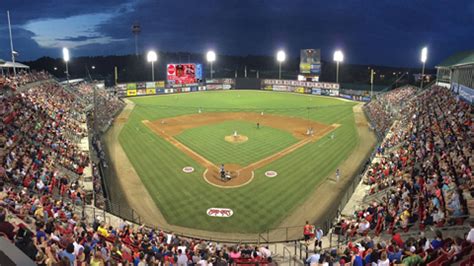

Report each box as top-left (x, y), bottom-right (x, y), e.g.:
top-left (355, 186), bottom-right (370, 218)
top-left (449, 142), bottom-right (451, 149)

top-left (466, 221), bottom-right (474, 243)
top-left (0, 207), bottom-right (15, 240)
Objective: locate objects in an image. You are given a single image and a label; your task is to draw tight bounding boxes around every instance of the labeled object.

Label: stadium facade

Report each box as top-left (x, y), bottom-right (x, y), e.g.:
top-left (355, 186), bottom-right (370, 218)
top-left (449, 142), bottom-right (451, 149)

top-left (436, 50), bottom-right (474, 103)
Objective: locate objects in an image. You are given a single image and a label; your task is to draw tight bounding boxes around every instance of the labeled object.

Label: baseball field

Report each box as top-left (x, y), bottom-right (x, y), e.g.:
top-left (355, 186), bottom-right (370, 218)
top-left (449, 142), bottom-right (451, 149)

top-left (115, 90), bottom-right (361, 233)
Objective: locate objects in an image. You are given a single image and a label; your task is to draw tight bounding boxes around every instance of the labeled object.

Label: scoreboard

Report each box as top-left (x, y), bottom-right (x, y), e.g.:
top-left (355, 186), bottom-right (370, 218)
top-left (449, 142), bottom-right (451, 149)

top-left (167, 63), bottom-right (203, 85)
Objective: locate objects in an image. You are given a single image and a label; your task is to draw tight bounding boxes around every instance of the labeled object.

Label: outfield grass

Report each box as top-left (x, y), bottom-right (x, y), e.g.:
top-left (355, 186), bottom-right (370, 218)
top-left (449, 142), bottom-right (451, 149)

top-left (118, 90), bottom-right (358, 233)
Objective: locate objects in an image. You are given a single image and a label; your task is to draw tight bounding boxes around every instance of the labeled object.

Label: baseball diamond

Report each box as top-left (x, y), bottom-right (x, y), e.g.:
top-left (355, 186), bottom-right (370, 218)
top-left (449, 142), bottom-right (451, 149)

top-left (109, 90), bottom-right (372, 233)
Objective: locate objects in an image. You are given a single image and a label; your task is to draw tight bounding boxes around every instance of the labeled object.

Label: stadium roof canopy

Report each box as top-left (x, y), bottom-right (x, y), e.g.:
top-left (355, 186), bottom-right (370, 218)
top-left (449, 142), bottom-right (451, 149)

top-left (0, 60), bottom-right (30, 69)
top-left (436, 50), bottom-right (474, 68)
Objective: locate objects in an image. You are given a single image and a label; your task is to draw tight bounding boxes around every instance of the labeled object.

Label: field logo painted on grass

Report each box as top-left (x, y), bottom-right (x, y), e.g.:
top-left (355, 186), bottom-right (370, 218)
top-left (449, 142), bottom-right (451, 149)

top-left (207, 208), bottom-right (233, 217)
top-left (182, 166), bottom-right (195, 173)
top-left (265, 171), bottom-right (278, 178)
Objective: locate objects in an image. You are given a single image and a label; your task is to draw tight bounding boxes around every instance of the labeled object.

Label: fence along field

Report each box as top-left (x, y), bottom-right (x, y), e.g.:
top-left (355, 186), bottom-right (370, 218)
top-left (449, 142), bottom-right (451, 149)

top-left (116, 90), bottom-right (359, 233)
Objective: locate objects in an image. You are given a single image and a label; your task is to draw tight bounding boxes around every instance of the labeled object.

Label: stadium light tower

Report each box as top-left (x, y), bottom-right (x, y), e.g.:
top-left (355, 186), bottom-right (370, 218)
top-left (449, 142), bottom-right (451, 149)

top-left (420, 47), bottom-right (428, 89)
top-left (276, 50), bottom-right (286, 79)
top-left (206, 50), bottom-right (216, 79)
top-left (131, 22), bottom-right (141, 57)
top-left (333, 50), bottom-right (344, 83)
top-left (62, 47), bottom-right (70, 84)
top-left (147, 50), bottom-right (158, 81)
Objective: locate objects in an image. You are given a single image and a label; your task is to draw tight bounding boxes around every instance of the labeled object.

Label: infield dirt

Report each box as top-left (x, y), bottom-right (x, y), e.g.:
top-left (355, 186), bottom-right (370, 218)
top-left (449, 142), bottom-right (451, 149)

top-left (143, 112), bottom-right (337, 187)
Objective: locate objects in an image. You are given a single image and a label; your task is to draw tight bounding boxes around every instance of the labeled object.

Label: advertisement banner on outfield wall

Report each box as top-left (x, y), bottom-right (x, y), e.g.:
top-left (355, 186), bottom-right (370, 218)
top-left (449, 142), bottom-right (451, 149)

top-left (126, 90), bottom-right (137, 96)
top-left (207, 84), bottom-right (223, 90)
top-left (262, 79), bottom-right (339, 90)
top-left (312, 88), bottom-right (322, 95)
top-left (190, 87), bottom-right (198, 92)
top-left (198, 86), bottom-right (206, 91)
top-left (209, 78), bottom-right (235, 85)
top-left (146, 88), bottom-right (156, 95)
top-left (156, 89), bottom-right (164, 94)
top-left (295, 87), bottom-right (305, 93)
top-left (137, 82), bottom-right (146, 89)
top-left (182, 87), bottom-right (191, 92)
top-left (272, 85), bottom-right (289, 92)
top-left (156, 81), bottom-right (165, 88)
top-left (340, 94), bottom-right (353, 100)
top-left (264, 86), bottom-right (272, 91)
top-left (137, 89), bottom-right (146, 95)
top-left (321, 89), bottom-right (339, 96)
top-left (300, 49), bottom-right (321, 74)
top-left (164, 89), bottom-right (174, 94)
top-left (127, 83), bottom-right (136, 90)
top-left (117, 84), bottom-right (126, 90)
top-left (146, 82), bottom-right (155, 88)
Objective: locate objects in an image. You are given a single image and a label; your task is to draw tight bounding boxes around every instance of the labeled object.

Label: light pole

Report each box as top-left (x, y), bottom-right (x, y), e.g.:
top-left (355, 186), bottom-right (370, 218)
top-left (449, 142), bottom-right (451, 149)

top-left (206, 50), bottom-right (216, 79)
top-left (333, 50), bottom-right (344, 83)
top-left (147, 50), bottom-right (157, 81)
top-left (7, 11), bottom-right (16, 76)
top-left (276, 50), bottom-right (286, 79)
top-left (420, 47), bottom-right (427, 89)
top-left (62, 47), bottom-right (70, 84)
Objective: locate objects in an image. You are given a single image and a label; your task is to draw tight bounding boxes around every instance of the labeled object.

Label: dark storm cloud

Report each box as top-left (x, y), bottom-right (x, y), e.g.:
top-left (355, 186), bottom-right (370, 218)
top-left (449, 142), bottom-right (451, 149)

top-left (1, 0), bottom-right (126, 24)
top-left (0, 0), bottom-right (473, 66)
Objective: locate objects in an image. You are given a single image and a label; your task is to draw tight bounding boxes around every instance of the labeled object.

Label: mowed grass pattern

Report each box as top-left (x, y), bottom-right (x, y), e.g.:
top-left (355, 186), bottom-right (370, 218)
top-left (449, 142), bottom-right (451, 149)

top-left (118, 91), bottom-right (358, 233)
top-left (175, 120), bottom-right (298, 165)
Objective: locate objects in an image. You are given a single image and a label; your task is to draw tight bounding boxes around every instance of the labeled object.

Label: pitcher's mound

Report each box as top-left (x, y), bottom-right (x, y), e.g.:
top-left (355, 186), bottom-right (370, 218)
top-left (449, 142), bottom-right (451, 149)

top-left (224, 135), bottom-right (248, 143)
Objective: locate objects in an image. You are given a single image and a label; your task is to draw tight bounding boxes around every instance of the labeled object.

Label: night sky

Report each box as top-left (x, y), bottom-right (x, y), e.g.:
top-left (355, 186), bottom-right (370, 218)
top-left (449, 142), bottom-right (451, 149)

top-left (0, 0), bottom-right (473, 67)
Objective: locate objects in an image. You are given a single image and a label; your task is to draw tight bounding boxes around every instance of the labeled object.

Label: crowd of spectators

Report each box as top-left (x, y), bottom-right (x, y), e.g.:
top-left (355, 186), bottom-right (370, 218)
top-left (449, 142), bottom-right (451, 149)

top-left (0, 71), bottom-right (52, 91)
top-left (365, 86), bottom-right (416, 135)
top-left (66, 81), bottom-right (125, 210)
top-left (340, 86), bottom-right (472, 240)
top-left (68, 82), bottom-right (125, 132)
top-left (307, 226), bottom-right (474, 265)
